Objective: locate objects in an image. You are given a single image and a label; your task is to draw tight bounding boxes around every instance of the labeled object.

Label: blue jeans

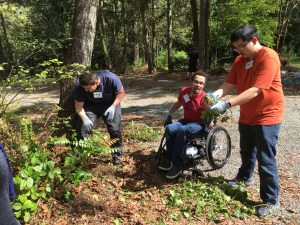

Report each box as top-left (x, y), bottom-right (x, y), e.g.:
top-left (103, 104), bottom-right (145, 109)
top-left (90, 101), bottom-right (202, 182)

top-left (238, 123), bottom-right (280, 205)
top-left (165, 119), bottom-right (205, 169)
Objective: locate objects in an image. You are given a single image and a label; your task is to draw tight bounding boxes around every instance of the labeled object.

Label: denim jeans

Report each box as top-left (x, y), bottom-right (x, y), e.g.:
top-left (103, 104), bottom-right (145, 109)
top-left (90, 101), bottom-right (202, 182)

top-left (74, 104), bottom-right (123, 155)
top-left (238, 123), bottom-right (281, 205)
top-left (165, 119), bottom-right (205, 169)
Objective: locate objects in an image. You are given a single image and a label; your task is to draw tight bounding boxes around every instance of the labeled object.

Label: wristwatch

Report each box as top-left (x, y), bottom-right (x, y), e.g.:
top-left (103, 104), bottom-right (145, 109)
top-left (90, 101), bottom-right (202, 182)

top-left (226, 101), bottom-right (232, 108)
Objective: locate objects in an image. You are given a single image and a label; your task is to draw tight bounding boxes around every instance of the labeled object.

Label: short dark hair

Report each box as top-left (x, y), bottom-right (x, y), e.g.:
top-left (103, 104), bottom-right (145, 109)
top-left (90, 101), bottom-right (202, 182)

top-left (191, 72), bottom-right (206, 82)
top-left (79, 71), bottom-right (99, 86)
top-left (230, 24), bottom-right (258, 43)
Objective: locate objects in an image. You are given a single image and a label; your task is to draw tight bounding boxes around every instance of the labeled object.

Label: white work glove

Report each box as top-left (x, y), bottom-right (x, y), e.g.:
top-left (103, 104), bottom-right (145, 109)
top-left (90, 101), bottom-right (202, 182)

top-left (213, 89), bottom-right (224, 99)
top-left (210, 101), bottom-right (230, 115)
top-left (82, 115), bottom-right (93, 133)
top-left (104, 105), bottom-right (116, 121)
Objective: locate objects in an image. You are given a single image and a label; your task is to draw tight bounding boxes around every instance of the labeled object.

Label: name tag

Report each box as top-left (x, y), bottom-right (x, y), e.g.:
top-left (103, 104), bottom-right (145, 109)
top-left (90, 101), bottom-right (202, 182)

top-left (183, 94), bottom-right (190, 103)
top-left (245, 60), bottom-right (253, 70)
top-left (93, 92), bottom-right (103, 98)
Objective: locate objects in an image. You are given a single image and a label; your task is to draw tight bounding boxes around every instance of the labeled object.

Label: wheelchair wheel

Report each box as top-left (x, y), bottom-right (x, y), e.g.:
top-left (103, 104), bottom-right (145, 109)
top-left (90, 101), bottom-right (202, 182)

top-left (205, 126), bottom-right (231, 170)
top-left (156, 132), bottom-right (167, 168)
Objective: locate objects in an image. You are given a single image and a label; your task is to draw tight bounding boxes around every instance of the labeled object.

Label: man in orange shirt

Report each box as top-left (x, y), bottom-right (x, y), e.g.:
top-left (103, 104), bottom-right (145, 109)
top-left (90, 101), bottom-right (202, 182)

top-left (211, 24), bottom-right (284, 217)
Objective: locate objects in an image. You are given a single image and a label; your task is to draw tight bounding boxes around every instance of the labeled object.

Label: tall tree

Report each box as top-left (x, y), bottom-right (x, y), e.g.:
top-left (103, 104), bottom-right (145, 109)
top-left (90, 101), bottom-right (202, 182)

top-left (167, 0), bottom-right (174, 72)
top-left (57, 0), bottom-right (99, 135)
top-left (0, 11), bottom-right (14, 65)
top-left (275, 0), bottom-right (300, 54)
top-left (198, 0), bottom-right (210, 70)
top-left (190, 0), bottom-right (199, 51)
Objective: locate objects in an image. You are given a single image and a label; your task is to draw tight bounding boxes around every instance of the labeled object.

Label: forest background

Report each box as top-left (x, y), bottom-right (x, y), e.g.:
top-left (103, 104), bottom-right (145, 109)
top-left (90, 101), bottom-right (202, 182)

top-left (0, 0), bottom-right (300, 224)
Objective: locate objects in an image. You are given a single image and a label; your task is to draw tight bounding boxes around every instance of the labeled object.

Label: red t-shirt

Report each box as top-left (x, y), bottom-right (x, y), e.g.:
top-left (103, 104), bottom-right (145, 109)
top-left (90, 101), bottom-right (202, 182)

top-left (226, 47), bottom-right (284, 125)
top-left (178, 87), bottom-right (207, 123)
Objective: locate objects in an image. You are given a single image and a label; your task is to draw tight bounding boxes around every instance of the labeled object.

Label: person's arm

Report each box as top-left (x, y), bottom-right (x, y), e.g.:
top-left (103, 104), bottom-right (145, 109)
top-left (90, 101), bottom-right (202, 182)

top-left (112, 86), bottom-right (125, 107)
top-left (168, 100), bottom-right (182, 115)
top-left (75, 100), bottom-right (86, 119)
top-left (228, 87), bottom-right (262, 107)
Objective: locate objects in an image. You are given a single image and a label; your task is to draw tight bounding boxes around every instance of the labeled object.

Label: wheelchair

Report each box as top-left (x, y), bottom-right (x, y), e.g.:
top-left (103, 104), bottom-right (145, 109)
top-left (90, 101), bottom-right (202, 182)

top-left (157, 124), bottom-right (231, 176)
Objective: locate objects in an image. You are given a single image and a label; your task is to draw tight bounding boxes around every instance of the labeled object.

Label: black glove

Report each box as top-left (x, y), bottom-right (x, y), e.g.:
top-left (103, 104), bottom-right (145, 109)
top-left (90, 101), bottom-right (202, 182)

top-left (164, 114), bottom-right (172, 127)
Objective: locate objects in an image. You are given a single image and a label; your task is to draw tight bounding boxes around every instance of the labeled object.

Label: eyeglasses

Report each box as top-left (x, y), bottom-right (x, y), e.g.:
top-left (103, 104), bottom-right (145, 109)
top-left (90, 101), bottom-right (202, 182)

top-left (193, 80), bottom-right (205, 85)
top-left (232, 41), bottom-right (250, 52)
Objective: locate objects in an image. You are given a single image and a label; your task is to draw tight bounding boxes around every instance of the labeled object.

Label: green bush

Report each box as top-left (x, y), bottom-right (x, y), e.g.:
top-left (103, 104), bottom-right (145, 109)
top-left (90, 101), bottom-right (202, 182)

top-left (156, 50), bottom-right (187, 70)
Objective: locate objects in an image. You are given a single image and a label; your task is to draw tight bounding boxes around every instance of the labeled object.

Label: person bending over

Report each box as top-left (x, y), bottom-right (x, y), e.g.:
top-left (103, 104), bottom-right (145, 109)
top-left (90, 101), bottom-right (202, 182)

top-left (73, 70), bottom-right (125, 166)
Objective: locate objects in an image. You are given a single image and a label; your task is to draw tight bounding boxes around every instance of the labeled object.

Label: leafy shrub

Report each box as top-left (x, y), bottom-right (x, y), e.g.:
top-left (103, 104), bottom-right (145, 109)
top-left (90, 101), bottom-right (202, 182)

top-left (157, 50), bottom-right (187, 70)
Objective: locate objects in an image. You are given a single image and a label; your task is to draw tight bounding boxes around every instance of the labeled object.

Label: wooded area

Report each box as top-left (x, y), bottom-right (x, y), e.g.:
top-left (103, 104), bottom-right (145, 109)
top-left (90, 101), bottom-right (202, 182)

top-left (1, 0), bottom-right (300, 74)
top-left (1, 0), bottom-right (300, 224)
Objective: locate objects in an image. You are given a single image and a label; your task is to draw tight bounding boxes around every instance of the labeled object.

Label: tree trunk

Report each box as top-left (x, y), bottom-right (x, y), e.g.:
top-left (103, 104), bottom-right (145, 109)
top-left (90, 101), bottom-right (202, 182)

top-left (190, 0), bottom-right (199, 51)
top-left (0, 12), bottom-right (14, 65)
top-left (57, 0), bottom-right (99, 136)
top-left (98, 0), bottom-right (111, 69)
top-left (149, 0), bottom-right (156, 74)
top-left (120, 0), bottom-right (128, 73)
top-left (133, 20), bottom-right (140, 67)
top-left (275, 0), bottom-right (300, 54)
top-left (199, 0), bottom-right (210, 70)
top-left (167, 0), bottom-right (174, 72)
top-left (141, 1), bottom-right (151, 72)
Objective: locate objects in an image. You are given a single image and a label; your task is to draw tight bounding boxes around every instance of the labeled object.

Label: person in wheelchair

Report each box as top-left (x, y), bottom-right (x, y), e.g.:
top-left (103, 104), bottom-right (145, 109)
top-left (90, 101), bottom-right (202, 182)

top-left (159, 72), bottom-right (213, 179)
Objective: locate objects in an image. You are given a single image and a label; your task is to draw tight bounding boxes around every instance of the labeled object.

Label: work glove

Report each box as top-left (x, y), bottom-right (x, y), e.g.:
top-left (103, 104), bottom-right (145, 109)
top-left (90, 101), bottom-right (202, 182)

top-left (82, 115), bottom-right (93, 133)
top-left (210, 101), bottom-right (230, 115)
top-left (104, 105), bottom-right (116, 121)
top-left (164, 114), bottom-right (172, 127)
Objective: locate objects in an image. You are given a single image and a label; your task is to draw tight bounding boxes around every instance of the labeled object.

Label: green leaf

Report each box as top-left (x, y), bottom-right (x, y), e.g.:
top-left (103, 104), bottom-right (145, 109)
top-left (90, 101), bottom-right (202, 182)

top-left (26, 177), bottom-right (34, 188)
top-left (22, 199), bottom-right (35, 210)
top-left (46, 186), bottom-right (51, 192)
top-left (12, 202), bottom-right (22, 210)
top-left (24, 212), bottom-right (31, 222)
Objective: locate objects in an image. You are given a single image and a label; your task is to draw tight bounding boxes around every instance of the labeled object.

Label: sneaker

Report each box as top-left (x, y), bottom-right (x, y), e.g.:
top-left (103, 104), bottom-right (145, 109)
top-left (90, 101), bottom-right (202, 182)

top-left (158, 158), bottom-right (172, 171)
top-left (228, 175), bottom-right (254, 187)
top-left (112, 155), bottom-right (122, 166)
top-left (165, 165), bottom-right (183, 179)
top-left (257, 203), bottom-right (279, 217)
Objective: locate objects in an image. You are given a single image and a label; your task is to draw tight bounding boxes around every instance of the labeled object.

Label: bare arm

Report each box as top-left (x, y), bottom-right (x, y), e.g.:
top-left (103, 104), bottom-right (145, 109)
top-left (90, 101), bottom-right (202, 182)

top-left (228, 87), bottom-right (262, 107)
top-left (112, 86), bottom-right (125, 107)
top-left (168, 100), bottom-right (182, 114)
top-left (75, 100), bottom-right (87, 120)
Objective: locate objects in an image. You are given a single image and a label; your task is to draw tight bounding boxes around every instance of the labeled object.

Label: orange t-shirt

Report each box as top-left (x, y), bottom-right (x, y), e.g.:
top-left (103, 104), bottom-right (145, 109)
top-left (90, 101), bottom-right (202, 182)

top-left (226, 47), bottom-right (284, 125)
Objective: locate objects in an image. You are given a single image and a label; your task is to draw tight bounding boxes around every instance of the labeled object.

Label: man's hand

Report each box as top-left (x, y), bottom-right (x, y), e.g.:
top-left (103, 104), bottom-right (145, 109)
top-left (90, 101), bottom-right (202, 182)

top-left (210, 101), bottom-right (230, 114)
top-left (164, 114), bottom-right (172, 127)
top-left (104, 105), bottom-right (116, 121)
top-left (82, 115), bottom-right (93, 133)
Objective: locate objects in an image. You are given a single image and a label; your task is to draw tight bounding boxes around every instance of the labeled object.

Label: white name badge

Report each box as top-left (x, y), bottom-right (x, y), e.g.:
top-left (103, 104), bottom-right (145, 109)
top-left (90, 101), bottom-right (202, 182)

top-left (183, 94), bottom-right (190, 103)
top-left (93, 92), bottom-right (103, 98)
top-left (245, 60), bottom-right (253, 70)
